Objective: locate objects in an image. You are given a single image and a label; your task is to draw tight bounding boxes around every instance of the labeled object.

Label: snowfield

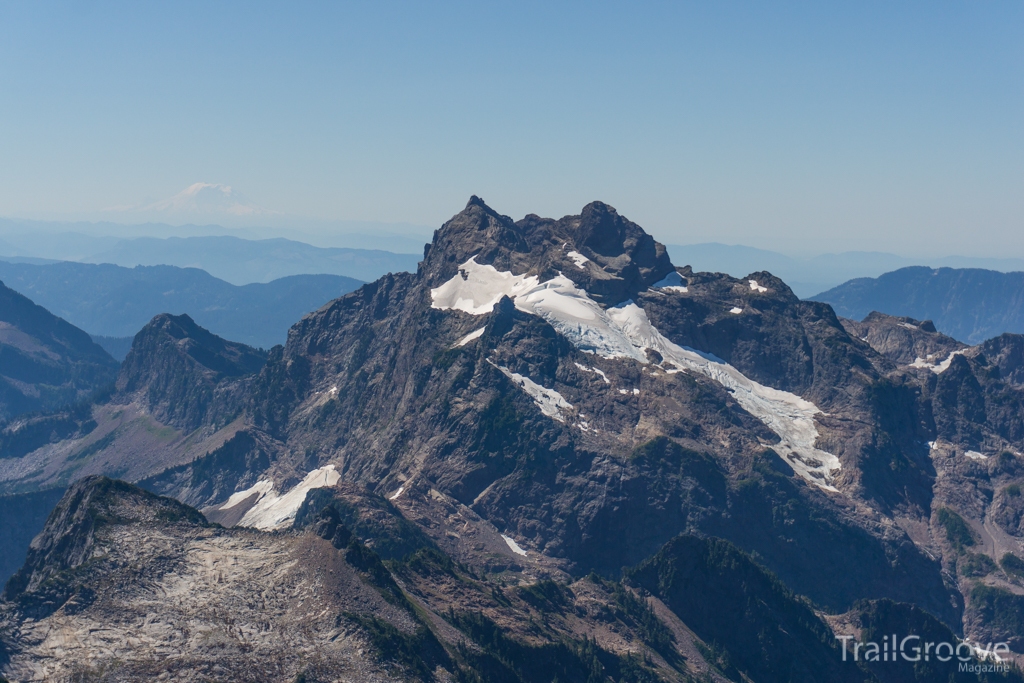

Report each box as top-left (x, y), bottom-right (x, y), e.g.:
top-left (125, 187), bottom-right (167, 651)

top-left (501, 534), bottom-right (528, 556)
top-left (652, 271), bottom-right (688, 292)
top-left (489, 361), bottom-right (574, 422)
top-left (456, 326), bottom-right (486, 347)
top-left (430, 257), bottom-right (541, 315)
top-left (566, 250), bottom-right (590, 269)
top-left (910, 349), bottom-right (968, 374)
top-left (219, 465), bottom-right (341, 530)
top-left (433, 258), bottom-right (842, 490)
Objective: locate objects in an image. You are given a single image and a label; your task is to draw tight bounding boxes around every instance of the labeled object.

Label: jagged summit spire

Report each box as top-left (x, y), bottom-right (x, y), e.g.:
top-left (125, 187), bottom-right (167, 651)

top-left (420, 198), bottom-right (676, 305)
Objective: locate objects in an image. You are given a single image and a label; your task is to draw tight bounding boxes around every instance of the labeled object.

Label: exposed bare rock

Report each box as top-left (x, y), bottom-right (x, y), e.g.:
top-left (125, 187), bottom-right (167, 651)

top-left (842, 311), bottom-right (964, 366)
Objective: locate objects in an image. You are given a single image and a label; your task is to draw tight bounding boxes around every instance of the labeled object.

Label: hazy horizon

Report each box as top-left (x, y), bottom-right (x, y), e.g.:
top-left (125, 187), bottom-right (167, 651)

top-left (2, 2), bottom-right (1021, 258)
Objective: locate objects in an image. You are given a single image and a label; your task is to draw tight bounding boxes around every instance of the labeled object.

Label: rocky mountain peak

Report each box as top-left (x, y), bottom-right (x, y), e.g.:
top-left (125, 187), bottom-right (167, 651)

top-left (421, 196), bottom-right (527, 284)
top-left (421, 197), bottom-right (675, 305)
top-left (841, 311), bottom-right (964, 366)
top-left (116, 313), bottom-right (268, 431)
top-left (2, 476), bottom-right (204, 612)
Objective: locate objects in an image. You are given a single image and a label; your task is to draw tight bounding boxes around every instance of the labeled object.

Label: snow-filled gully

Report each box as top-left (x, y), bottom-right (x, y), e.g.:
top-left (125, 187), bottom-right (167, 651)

top-left (431, 257), bottom-right (842, 490)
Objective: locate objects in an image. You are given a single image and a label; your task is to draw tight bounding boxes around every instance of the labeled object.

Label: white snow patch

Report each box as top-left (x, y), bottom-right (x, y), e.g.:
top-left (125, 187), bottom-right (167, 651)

top-left (574, 362), bottom-right (610, 384)
top-left (389, 485), bottom-right (406, 500)
top-left (605, 302), bottom-right (841, 490)
top-left (730, 307), bottom-right (743, 314)
top-left (456, 326), bottom-right (486, 347)
top-left (490, 362), bottom-right (573, 422)
top-left (430, 256), bottom-right (540, 315)
top-left (501, 534), bottom-right (528, 556)
top-left (218, 479), bottom-right (275, 510)
top-left (233, 465), bottom-right (341, 531)
top-left (652, 271), bottom-right (688, 293)
top-left (748, 280), bottom-right (767, 293)
top-left (934, 349), bottom-right (968, 373)
top-left (514, 275), bottom-right (648, 360)
top-left (432, 261), bottom-right (645, 361)
top-left (910, 349), bottom-right (968, 373)
top-left (566, 250), bottom-right (589, 269)
top-left (965, 451), bottom-right (989, 461)
top-left (928, 441), bottom-right (937, 451)
top-left (898, 322), bottom-right (919, 330)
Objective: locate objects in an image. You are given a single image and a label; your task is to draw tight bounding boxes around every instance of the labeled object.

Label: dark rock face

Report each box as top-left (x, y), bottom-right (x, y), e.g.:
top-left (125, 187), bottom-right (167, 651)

top-left (812, 265), bottom-right (1024, 344)
top-left (0, 281), bottom-right (118, 423)
top-left (978, 333), bottom-right (1024, 389)
top-left (626, 534), bottom-right (870, 683)
top-left (116, 313), bottom-right (267, 432)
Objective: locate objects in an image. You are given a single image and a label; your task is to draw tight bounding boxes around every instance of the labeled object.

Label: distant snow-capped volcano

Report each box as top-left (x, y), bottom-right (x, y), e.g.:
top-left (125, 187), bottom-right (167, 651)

top-left (103, 183), bottom-right (279, 224)
top-left (141, 182), bottom-right (276, 217)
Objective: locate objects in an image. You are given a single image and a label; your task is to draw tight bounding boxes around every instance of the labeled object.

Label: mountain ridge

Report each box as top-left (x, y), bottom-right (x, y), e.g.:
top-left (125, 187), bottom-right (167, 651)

top-left (813, 266), bottom-right (1024, 343)
top-left (4, 197), bottom-right (1024, 673)
top-left (0, 260), bottom-right (363, 348)
top-left (0, 280), bottom-right (118, 423)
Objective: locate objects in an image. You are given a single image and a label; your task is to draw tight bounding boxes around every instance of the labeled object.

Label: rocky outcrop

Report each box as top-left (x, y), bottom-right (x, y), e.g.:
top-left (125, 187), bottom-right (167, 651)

top-left (841, 311), bottom-right (964, 366)
top-left (0, 478), bottom-right (741, 682)
top-left (116, 313), bottom-right (267, 432)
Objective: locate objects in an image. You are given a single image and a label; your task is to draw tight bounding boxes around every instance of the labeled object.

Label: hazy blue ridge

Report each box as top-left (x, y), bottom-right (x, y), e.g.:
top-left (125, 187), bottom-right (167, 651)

top-left (667, 243), bottom-right (1024, 299)
top-left (0, 231), bottom-right (423, 285)
top-left (82, 235), bottom-right (422, 285)
top-left (811, 266), bottom-right (1024, 344)
top-left (0, 261), bottom-right (363, 349)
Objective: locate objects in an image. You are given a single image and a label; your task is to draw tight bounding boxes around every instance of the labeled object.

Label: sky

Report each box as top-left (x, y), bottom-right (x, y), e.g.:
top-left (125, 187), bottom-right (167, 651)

top-left (0, 1), bottom-right (1021, 257)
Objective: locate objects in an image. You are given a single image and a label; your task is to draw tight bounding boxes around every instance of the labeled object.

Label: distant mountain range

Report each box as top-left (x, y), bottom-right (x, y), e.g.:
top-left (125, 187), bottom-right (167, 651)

top-left (5, 198), bottom-right (1024, 678)
top-left (667, 242), bottom-right (1024, 298)
top-left (83, 235), bottom-right (422, 285)
top-left (812, 266), bottom-right (1024, 344)
top-left (0, 232), bottom-right (422, 285)
top-left (0, 214), bottom-right (434, 261)
top-left (0, 281), bottom-right (118, 423)
top-left (0, 261), bottom-right (362, 349)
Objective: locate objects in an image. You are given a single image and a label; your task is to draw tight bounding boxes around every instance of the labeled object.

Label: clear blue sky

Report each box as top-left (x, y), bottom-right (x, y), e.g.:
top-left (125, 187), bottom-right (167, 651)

top-left (0, 1), bottom-right (1021, 256)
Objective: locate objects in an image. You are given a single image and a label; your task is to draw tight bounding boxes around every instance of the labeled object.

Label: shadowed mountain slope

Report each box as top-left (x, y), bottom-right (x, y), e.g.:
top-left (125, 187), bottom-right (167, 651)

top-left (813, 266), bottom-right (1024, 344)
top-left (0, 281), bottom-right (118, 423)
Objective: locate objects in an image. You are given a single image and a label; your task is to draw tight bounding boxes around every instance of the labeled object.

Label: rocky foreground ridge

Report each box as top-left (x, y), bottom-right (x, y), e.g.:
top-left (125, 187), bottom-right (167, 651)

top-left (3, 197), bottom-right (1024, 681)
top-left (1, 476), bottom-right (1010, 682)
